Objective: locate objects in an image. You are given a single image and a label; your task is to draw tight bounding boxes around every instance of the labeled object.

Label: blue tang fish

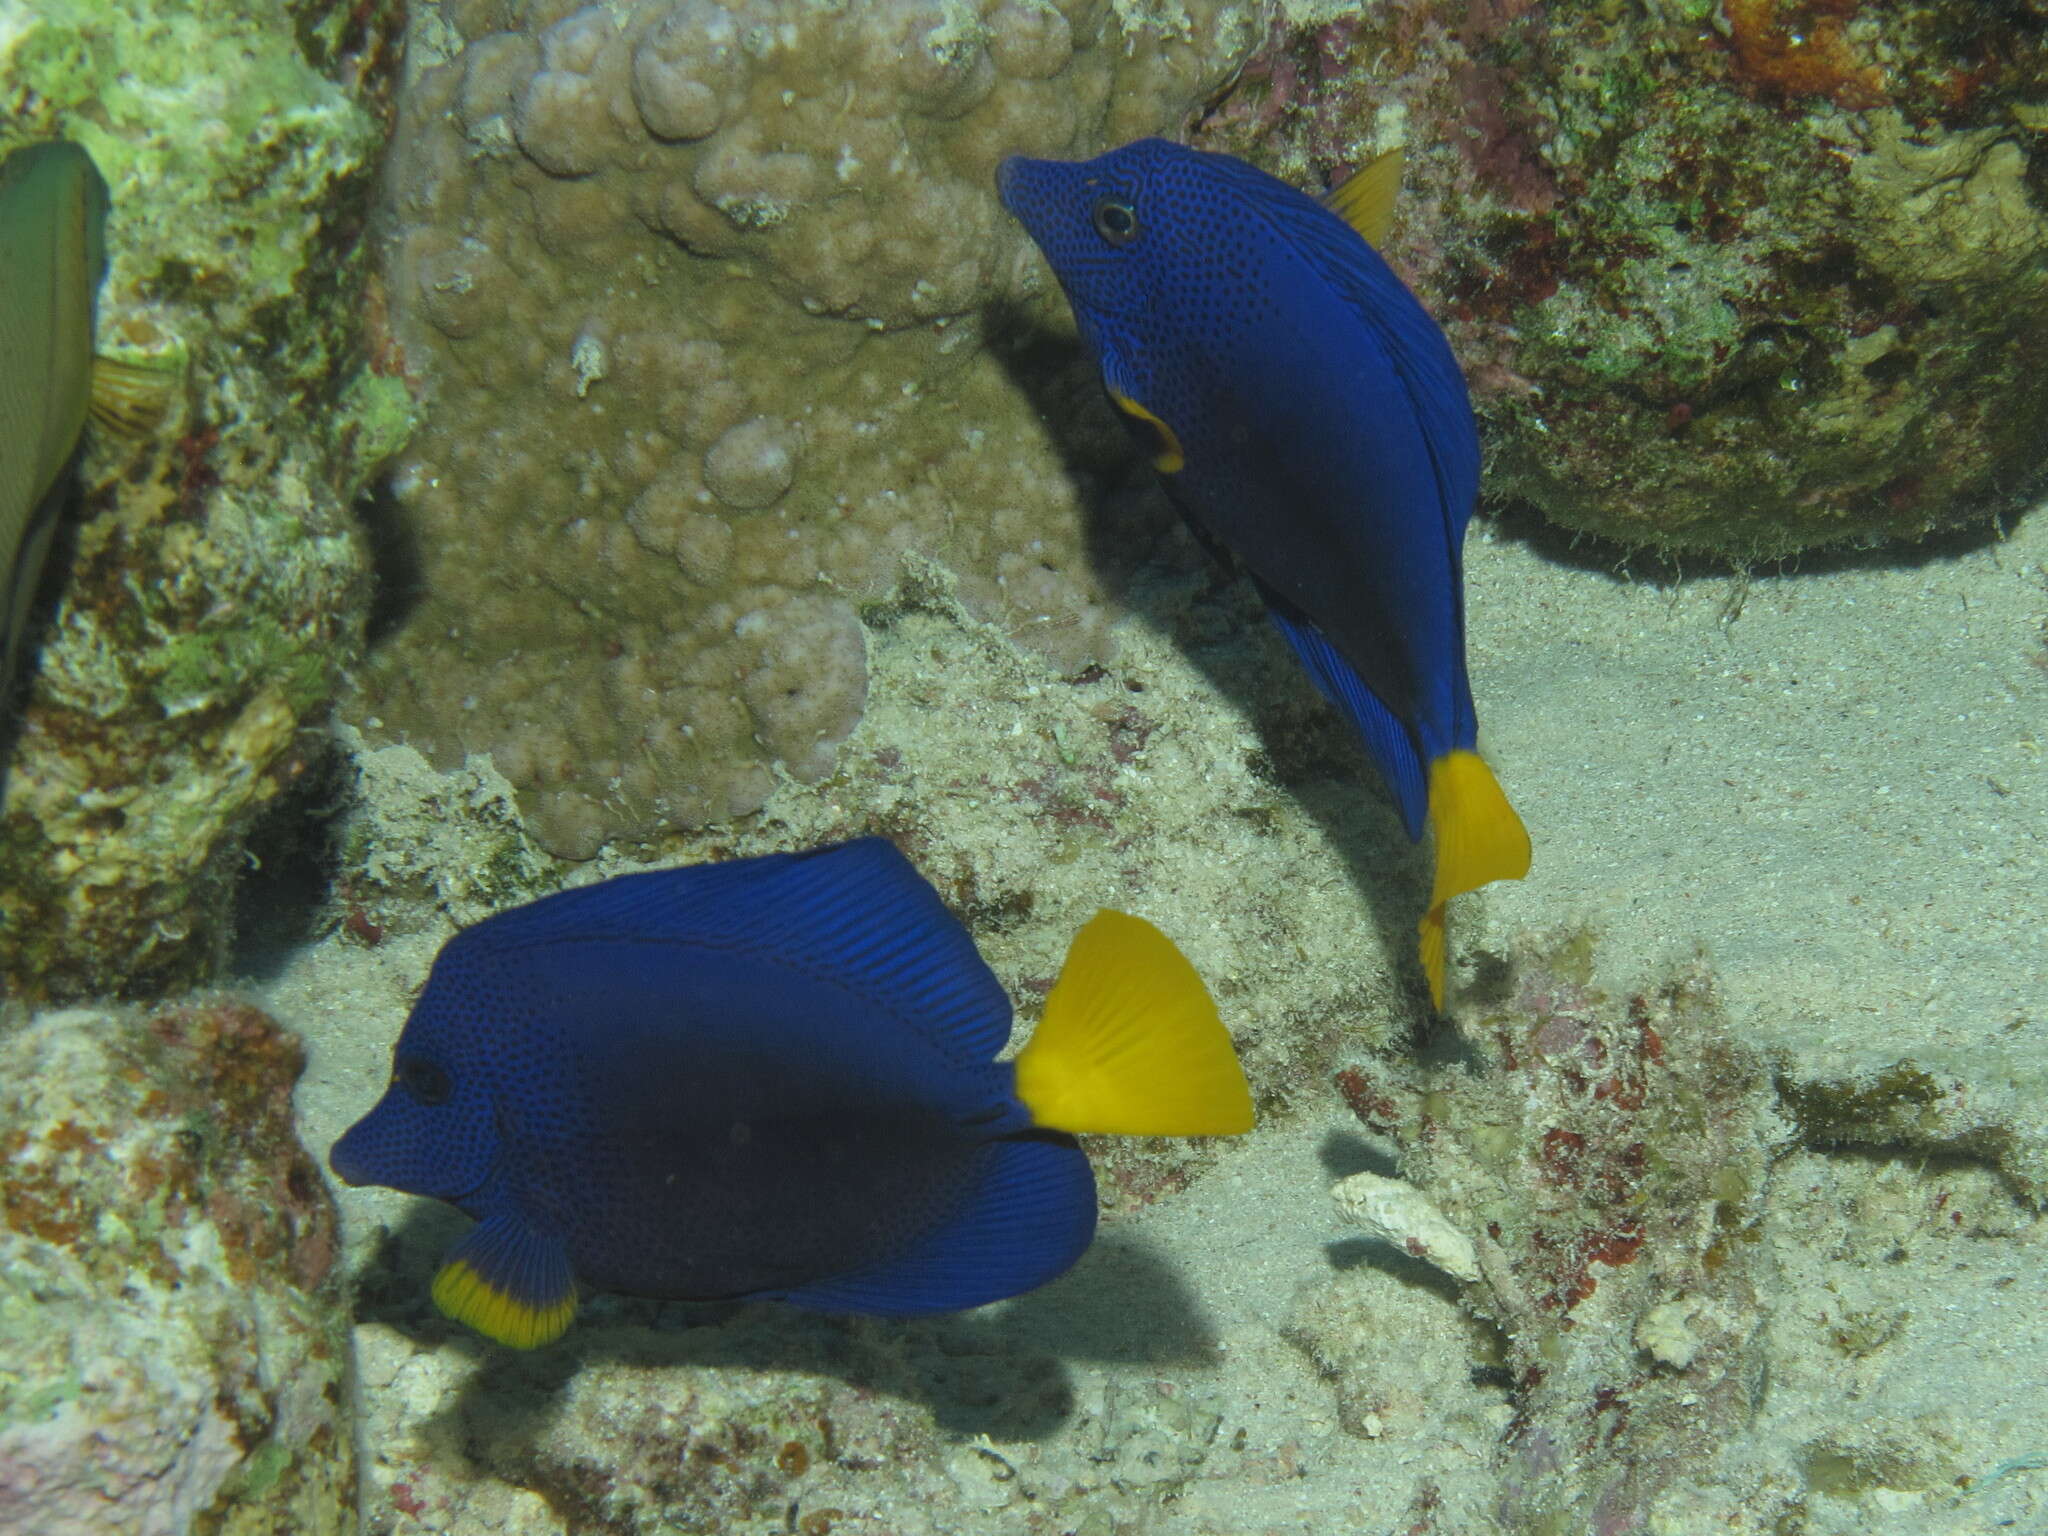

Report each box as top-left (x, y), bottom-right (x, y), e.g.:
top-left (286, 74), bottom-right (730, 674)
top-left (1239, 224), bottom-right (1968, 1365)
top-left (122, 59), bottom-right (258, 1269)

top-left (997, 139), bottom-right (1530, 1008)
top-left (331, 837), bottom-right (1253, 1347)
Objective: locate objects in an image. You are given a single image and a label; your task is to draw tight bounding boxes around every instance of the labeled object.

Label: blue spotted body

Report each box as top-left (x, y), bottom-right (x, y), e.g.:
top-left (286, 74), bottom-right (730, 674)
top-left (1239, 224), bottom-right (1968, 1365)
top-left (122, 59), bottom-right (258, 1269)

top-left (332, 838), bottom-right (1253, 1345)
top-left (998, 139), bottom-right (1529, 1006)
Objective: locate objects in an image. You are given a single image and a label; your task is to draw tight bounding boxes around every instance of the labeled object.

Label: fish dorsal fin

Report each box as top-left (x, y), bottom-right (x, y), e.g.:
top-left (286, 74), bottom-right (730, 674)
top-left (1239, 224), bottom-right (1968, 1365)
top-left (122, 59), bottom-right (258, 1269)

top-left (459, 838), bottom-right (1015, 1062)
top-left (1322, 145), bottom-right (1403, 248)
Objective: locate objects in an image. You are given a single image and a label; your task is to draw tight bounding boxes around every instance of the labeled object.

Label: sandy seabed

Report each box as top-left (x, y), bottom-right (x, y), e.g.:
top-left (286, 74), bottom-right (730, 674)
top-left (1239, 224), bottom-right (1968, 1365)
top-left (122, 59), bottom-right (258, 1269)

top-left (272, 499), bottom-right (2048, 1535)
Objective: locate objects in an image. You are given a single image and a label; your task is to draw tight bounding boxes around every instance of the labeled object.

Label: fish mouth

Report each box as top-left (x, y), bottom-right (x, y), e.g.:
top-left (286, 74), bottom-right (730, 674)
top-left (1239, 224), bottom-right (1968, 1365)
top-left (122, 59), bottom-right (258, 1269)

top-left (326, 1096), bottom-right (504, 1204)
top-left (327, 1120), bottom-right (502, 1206)
top-left (995, 154), bottom-right (1046, 217)
top-left (327, 1125), bottom-right (372, 1187)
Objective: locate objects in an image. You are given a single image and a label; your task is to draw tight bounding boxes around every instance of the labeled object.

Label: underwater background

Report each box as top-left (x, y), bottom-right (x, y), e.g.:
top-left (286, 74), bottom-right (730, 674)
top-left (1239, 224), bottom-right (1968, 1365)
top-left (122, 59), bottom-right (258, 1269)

top-left (2, 1), bottom-right (2045, 1533)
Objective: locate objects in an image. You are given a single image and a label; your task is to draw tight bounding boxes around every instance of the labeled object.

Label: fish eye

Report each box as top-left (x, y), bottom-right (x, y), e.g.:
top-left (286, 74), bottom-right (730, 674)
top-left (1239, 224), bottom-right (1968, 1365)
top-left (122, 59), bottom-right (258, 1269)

top-left (396, 1055), bottom-right (454, 1107)
top-left (1091, 196), bottom-right (1140, 247)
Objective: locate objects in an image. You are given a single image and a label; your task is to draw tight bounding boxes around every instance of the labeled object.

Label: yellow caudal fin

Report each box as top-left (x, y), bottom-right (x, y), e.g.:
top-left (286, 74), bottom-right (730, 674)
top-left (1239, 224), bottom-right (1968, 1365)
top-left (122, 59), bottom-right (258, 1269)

top-left (1418, 750), bottom-right (1531, 1009)
top-left (1013, 909), bottom-right (1254, 1137)
top-left (1323, 145), bottom-right (1404, 248)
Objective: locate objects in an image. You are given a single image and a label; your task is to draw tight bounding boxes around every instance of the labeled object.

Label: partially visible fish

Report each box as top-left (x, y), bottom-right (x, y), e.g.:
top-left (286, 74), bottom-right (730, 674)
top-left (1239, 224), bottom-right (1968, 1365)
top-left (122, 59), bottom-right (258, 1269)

top-left (997, 139), bottom-right (1530, 1008)
top-left (0, 140), bottom-right (107, 704)
top-left (0, 139), bottom-right (169, 711)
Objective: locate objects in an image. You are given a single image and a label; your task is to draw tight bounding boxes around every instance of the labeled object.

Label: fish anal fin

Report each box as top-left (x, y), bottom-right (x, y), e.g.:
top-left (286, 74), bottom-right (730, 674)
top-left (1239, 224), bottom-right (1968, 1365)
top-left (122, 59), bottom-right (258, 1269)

top-left (1419, 749), bottom-right (1531, 1008)
top-left (1322, 145), bottom-right (1404, 248)
top-left (88, 351), bottom-right (181, 437)
top-left (431, 1213), bottom-right (577, 1348)
top-left (1264, 606), bottom-right (1427, 840)
top-left (1014, 909), bottom-right (1253, 1137)
top-left (4, 480), bottom-right (67, 687)
top-left (1107, 389), bottom-right (1186, 473)
top-left (775, 1135), bottom-right (1095, 1315)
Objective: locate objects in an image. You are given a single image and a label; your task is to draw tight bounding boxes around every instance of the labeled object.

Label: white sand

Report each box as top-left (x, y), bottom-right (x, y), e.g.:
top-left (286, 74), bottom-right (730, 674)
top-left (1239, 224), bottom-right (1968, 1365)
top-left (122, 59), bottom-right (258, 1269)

top-left (268, 503), bottom-right (2048, 1533)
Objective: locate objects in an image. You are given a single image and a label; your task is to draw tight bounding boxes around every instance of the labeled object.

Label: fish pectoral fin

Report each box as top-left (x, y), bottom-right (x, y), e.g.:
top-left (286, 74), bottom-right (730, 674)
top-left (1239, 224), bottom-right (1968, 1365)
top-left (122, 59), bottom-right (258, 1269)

top-left (1106, 389), bottom-right (1186, 474)
top-left (88, 350), bottom-right (182, 438)
top-left (432, 1213), bottom-right (577, 1348)
top-left (1322, 145), bottom-right (1404, 249)
top-left (1418, 750), bottom-right (1532, 1009)
top-left (1013, 910), bottom-right (1253, 1137)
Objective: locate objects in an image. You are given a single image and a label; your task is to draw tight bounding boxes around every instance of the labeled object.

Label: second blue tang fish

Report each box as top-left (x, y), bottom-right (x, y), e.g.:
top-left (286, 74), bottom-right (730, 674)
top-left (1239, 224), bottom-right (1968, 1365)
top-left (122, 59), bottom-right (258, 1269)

top-left (997, 139), bottom-right (1530, 1008)
top-left (331, 837), bottom-right (1254, 1347)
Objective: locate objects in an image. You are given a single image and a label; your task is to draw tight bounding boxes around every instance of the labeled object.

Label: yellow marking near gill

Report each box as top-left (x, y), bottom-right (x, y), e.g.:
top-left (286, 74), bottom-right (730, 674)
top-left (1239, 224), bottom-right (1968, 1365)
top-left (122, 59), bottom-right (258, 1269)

top-left (1108, 389), bottom-right (1186, 473)
top-left (1417, 749), bottom-right (1530, 1009)
top-left (1013, 909), bottom-right (1253, 1137)
top-left (432, 1258), bottom-right (577, 1349)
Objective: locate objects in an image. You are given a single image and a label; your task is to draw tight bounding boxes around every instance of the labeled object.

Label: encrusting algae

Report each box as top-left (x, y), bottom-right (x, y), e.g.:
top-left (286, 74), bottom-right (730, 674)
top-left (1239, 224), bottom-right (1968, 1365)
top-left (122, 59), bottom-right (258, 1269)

top-left (0, 0), bottom-right (414, 1001)
top-left (1193, 1), bottom-right (2048, 558)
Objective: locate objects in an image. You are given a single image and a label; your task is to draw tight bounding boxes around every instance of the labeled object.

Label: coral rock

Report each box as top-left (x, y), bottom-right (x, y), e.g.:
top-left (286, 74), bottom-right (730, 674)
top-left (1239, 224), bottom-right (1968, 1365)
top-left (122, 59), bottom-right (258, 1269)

top-left (1331, 1169), bottom-right (1480, 1284)
top-left (1197, 3), bottom-right (2048, 556)
top-left (0, 0), bottom-right (413, 999)
top-left (355, 0), bottom-right (1260, 856)
top-left (0, 1001), bottom-right (354, 1536)
top-left (1331, 934), bottom-right (1787, 1529)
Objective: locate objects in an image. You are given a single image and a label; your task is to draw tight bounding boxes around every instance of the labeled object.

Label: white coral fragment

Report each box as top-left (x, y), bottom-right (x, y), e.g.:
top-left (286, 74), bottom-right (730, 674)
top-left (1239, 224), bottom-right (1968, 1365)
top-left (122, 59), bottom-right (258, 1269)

top-left (570, 330), bottom-right (607, 397)
top-left (1634, 1296), bottom-right (1704, 1370)
top-left (1330, 1171), bottom-right (1479, 1284)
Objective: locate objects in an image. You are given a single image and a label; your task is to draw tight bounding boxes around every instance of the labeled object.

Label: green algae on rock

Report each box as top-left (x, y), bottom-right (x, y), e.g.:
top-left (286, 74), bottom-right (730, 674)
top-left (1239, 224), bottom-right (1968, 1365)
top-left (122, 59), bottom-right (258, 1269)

top-left (0, 0), bottom-right (414, 1001)
top-left (0, 1000), bottom-right (354, 1536)
top-left (1777, 1053), bottom-right (2046, 1202)
top-left (1194, 2), bottom-right (2048, 558)
top-left (346, 1301), bottom-right (1239, 1536)
top-left (355, 0), bottom-right (1262, 859)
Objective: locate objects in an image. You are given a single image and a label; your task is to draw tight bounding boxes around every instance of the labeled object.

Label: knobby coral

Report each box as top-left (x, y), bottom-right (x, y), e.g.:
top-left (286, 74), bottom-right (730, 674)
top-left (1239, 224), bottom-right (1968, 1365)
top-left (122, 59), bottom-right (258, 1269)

top-left (357, 0), bottom-right (1262, 857)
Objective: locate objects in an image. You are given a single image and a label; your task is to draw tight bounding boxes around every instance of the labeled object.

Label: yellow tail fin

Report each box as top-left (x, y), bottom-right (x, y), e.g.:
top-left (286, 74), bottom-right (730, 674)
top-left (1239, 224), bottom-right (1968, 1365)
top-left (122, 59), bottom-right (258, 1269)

top-left (1419, 750), bottom-right (1531, 1009)
top-left (1322, 144), bottom-right (1404, 248)
top-left (1013, 910), bottom-right (1254, 1137)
